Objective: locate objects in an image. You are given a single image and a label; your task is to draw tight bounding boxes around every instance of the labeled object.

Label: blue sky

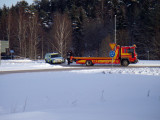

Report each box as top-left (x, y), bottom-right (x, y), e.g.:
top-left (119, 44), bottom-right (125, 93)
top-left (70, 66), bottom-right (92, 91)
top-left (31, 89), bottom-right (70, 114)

top-left (0, 0), bottom-right (34, 8)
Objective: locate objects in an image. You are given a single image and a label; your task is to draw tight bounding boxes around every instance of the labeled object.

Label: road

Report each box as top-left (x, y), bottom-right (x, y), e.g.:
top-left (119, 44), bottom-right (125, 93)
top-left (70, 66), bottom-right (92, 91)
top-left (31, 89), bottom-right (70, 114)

top-left (0, 64), bottom-right (159, 75)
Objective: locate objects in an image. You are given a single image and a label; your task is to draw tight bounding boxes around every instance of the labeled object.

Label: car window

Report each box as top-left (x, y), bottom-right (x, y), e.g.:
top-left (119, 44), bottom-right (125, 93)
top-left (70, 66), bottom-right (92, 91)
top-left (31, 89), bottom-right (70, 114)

top-left (51, 54), bottom-right (61, 58)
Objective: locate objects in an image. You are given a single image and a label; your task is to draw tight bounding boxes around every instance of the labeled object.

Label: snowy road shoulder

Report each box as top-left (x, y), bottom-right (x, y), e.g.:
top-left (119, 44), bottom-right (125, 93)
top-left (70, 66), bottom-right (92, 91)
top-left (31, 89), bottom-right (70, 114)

top-left (71, 67), bottom-right (160, 76)
top-left (129, 60), bottom-right (160, 67)
top-left (0, 59), bottom-right (69, 72)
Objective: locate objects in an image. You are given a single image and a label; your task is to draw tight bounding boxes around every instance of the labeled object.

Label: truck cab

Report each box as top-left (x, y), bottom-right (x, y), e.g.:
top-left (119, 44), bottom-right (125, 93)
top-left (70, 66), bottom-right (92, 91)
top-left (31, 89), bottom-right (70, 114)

top-left (120, 45), bottom-right (138, 66)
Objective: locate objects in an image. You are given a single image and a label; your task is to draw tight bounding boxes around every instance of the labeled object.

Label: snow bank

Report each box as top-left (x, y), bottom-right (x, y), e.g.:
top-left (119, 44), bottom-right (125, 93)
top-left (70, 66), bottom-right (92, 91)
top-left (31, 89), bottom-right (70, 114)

top-left (71, 67), bottom-right (160, 76)
top-left (0, 59), bottom-right (65, 71)
top-left (130, 60), bottom-right (160, 67)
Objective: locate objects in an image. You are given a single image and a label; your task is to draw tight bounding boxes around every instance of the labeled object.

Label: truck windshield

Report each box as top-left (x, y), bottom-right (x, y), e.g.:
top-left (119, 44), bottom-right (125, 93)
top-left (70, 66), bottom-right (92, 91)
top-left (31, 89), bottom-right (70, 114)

top-left (128, 49), bottom-right (134, 53)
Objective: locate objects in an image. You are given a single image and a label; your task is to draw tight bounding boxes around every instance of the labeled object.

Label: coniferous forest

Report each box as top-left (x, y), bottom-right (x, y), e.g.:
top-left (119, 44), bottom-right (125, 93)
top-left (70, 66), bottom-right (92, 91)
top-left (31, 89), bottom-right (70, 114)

top-left (0, 0), bottom-right (160, 60)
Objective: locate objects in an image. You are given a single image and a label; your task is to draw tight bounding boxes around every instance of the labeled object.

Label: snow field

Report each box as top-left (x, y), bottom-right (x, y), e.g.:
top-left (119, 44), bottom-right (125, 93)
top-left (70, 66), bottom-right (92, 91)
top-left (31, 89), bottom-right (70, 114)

top-left (0, 70), bottom-right (160, 120)
top-left (0, 59), bottom-right (160, 120)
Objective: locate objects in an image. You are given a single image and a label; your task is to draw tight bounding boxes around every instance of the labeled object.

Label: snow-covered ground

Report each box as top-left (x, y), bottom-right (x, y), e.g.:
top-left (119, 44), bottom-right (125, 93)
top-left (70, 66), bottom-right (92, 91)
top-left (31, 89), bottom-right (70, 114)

top-left (0, 59), bottom-right (160, 72)
top-left (0, 59), bottom-right (66, 72)
top-left (0, 60), bottom-right (160, 120)
top-left (130, 60), bottom-right (160, 67)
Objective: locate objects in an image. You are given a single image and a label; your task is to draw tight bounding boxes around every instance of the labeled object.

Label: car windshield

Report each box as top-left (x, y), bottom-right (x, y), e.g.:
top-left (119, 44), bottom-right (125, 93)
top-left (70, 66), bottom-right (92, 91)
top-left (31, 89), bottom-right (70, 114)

top-left (51, 54), bottom-right (61, 58)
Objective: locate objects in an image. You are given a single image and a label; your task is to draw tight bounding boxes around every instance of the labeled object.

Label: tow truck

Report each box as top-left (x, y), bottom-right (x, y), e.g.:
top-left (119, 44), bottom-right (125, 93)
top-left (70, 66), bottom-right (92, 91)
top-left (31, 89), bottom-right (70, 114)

top-left (70, 44), bottom-right (138, 66)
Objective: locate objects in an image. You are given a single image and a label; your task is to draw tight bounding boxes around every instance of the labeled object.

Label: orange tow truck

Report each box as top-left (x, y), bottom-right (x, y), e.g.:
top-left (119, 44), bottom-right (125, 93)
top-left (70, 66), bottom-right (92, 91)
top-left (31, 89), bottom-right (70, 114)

top-left (70, 44), bottom-right (138, 66)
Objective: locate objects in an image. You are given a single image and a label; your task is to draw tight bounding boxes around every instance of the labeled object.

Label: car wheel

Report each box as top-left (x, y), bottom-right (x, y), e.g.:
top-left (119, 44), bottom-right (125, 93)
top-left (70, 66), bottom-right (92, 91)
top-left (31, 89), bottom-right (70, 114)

top-left (49, 60), bottom-right (53, 64)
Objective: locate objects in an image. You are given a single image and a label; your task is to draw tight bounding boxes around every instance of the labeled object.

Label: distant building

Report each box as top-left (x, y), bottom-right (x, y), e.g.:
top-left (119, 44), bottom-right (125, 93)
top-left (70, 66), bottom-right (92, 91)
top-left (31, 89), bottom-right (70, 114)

top-left (0, 40), bottom-right (9, 54)
top-left (0, 40), bottom-right (11, 59)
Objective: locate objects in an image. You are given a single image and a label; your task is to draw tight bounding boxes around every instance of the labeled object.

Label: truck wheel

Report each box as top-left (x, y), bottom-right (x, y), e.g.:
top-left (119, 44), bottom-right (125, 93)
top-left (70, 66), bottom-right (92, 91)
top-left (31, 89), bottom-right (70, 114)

top-left (121, 60), bottom-right (129, 66)
top-left (86, 60), bottom-right (93, 66)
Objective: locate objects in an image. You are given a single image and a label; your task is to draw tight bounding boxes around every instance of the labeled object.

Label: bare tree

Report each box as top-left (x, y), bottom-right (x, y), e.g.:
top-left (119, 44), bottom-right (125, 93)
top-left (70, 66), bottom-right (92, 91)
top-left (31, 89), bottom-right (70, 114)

top-left (6, 8), bottom-right (19, 55)
top-left (33, 13), bottom-right (40, 60)
top-left (17, 6), bottom-right (30, 58)
top-left (39, 28), bottom-right (45, 59)
top-left (28, 11), bottom-right (40, 59)
top-left (22, 19), bottom-right (28, 58)
top-left (7, 10), bottom-right (11, 48)
top-left (51, 12), bottom-right (72, 57)
top-left (17, 7), bottom-right (23, 56)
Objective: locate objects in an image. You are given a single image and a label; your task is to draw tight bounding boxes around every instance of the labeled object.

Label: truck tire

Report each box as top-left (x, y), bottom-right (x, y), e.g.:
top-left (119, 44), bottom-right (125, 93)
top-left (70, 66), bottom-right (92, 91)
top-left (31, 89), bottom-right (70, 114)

top-left (121, 60), bottom-right (129, 66)
top-left (86, 60), bottom-right (93, 66)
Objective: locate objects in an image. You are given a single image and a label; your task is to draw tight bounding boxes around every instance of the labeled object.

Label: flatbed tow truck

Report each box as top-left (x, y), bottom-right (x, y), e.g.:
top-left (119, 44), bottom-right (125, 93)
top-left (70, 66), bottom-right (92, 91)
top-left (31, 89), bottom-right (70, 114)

top-left (70, 44), bottom-right (138, 66)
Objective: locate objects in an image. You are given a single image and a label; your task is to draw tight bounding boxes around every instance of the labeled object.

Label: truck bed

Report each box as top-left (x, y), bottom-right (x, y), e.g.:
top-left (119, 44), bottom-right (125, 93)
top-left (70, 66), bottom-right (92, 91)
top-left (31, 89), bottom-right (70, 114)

top-left (72, 57), bottom-right (114, 60)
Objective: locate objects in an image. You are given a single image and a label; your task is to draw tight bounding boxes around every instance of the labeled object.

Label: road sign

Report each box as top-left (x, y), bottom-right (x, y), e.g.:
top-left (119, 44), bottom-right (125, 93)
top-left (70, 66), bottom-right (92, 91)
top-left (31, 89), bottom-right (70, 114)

top-left (109, 50), bottom-right (115, 58)
top-left (10, 50), bottom-right (14, 53)
top-left (109, 43), bottom-right (116, 50)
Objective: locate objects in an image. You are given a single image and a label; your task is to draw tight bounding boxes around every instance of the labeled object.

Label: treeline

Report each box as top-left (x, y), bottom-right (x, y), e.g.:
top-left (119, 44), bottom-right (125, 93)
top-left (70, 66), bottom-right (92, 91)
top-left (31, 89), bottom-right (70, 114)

top-left (0, 0), bottom-right (160, 59)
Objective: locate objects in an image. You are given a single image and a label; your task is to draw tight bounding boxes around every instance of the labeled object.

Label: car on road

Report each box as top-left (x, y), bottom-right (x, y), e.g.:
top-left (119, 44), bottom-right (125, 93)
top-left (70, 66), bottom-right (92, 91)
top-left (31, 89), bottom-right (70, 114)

top-left (45, 52), bottom-right (65, 64)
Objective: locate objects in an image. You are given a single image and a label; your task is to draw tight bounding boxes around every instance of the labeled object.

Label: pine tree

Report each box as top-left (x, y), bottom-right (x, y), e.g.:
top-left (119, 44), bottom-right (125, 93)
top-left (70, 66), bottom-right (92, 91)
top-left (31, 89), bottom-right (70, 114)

top-left (149, 0), bottom-right (160, 59)
top-left (136, 0), bottom-right (155, 59)
top-left (0, 5), bottom-right (8, 40)
top-left (0, 0), bottom-right (160, 59)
